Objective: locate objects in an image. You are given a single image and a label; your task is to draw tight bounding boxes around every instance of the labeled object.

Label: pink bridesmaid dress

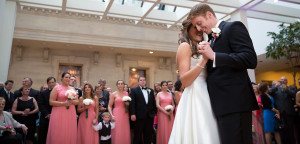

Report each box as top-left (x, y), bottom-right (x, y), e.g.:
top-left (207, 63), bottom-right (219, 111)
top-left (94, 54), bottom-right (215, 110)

top-left (77, 99), bottom-right (99, 144)
top-left (46, 85), bottom-right (77, 144)
top-left (157, 92), bottom-right (174, 144)
top-left (111, 92), bottom-right (130, 144)
top-left (175, 93), bottom-right (182, 113)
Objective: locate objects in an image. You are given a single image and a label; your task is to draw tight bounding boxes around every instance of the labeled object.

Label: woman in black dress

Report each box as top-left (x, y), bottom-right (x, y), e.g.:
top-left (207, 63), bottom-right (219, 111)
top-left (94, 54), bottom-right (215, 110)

top-left (12, 86), bottom-right (39, 144)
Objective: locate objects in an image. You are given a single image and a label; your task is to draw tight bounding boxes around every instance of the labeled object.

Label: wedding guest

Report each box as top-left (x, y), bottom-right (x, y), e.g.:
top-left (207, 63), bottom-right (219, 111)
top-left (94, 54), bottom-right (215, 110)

top-left (14, 77), bottom-right (39, 100)
top-left (12, 86), bottom-right (39, 144)
top-left (0, 82), bottom-right (4, 88)
top-left (0, 80), bottom-right (15, 112)
top-left (99, 78), bottom-right (110, 109)
top-left (93, 112), bottom-right (115, 144)
top-left (295, 91), bottom-right (300, 144)
top-left (252, 84), bottom-right (265, 144)
top-left (38, 77), bottom-right (56, 144)
top-left (95, 85), bottom-right (108, 122)
top-left (46, 72), bottom-right (79, 144)
top-left (269, 76), bottom-right (296, 144)
top-left (108, 80), bottom-right (130, 144)
top-left (0, 97), bottom-right (28, 144)
top-left (167, 81), bottom-right (176, 108)
top-left (40, 84), bottom-right (48, 92)
top-left (260, 82), bottom-right (281, 144)
top-left (130, 76), bottom-right (157, 144)
top-left (69, 76), bottom-right (82, 97)
top-left (77, 83), bottom-right (99, 144)
top-left (174, 80), bottom-right (183, 114)
top-left (153, 82), bottom-right (161, 143)
top-left (156, 81), bottom-right (175, 144)
top-left (124, 84), bottom-right (130, 95)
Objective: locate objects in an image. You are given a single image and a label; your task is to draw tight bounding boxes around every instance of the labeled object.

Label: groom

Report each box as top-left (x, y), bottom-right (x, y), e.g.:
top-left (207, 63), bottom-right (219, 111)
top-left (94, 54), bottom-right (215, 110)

top-left (189, 4), bottom-right (259, 144)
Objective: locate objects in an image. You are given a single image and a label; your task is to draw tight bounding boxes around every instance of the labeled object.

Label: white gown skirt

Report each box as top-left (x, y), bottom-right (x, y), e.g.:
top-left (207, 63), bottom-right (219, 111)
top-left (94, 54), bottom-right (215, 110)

top-left (168, 76), bottom-right (220, 144)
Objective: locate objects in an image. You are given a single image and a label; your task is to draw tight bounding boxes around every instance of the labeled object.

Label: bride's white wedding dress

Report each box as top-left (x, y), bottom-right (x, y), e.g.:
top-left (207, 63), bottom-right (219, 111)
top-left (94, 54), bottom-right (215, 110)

top-left (168, 56), bottom-right (220, 144)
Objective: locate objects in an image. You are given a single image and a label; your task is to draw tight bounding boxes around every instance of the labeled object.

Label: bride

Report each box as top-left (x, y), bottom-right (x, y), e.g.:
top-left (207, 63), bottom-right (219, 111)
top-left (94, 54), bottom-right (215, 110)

top-left (168, 19), bottom-right (220, 144)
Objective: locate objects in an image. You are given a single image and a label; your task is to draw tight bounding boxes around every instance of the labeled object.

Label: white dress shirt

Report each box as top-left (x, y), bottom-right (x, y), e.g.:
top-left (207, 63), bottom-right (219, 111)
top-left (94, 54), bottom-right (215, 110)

top-left (212, 20), bottom-right (223, 68)
top-left (140, 86), bottom-right (149, 104)
top-left (92, 121), bottom-right (115, 140)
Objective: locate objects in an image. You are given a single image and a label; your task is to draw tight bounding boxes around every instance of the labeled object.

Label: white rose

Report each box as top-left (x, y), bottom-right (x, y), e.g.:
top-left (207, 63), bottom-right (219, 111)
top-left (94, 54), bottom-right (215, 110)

top-left (165, 105), bottom-right (173, 111)
top-left (65, 89), bottom-right (77, 99)
top-left (212, 27), bottom-right (221, 34)
top-left (122, 96), bottom-right (132, 102)
top-left (83, 99), bottom-right (93, 105)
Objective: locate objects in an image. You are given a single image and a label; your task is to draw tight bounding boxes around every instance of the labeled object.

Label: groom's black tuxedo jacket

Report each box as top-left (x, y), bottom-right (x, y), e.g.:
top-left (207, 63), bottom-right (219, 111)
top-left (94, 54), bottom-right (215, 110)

top-left (129, 87), bottom-right (157, 119)
top-left (207, 21), bottom-right (259, 116)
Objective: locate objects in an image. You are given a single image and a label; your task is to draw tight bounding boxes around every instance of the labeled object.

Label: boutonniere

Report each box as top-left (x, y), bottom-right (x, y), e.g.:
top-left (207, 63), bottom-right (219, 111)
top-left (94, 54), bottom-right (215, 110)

top-left (211, 27), bottom-right (221, 39)
top-left (147, 89), bottom-right (151, 93)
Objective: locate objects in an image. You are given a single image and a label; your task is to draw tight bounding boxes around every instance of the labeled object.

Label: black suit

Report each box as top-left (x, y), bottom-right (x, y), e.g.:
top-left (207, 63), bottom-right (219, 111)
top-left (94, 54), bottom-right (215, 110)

top-left (14, 88), bottom-right (39, 100)
top-left (38, 89), bottom-right (52, 144)
top-left (206, 21), bottom-right (258, 144)
top-left (269, 86), bottom-right (296, 144)
top-left (130, 86), bottom-right (157, 144)
top-left (0, 87), bottom-right (14, 112)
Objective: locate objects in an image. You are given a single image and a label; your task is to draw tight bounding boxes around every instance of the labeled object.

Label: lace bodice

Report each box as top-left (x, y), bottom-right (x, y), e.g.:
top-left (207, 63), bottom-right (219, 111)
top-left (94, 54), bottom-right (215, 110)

top-left (190, 55), bottom-right (207, 80)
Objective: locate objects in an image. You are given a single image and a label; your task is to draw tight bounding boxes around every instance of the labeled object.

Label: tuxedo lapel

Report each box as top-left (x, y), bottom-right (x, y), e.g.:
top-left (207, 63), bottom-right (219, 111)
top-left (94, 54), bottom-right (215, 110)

top-left (211, 21), bottom-right (226, 49)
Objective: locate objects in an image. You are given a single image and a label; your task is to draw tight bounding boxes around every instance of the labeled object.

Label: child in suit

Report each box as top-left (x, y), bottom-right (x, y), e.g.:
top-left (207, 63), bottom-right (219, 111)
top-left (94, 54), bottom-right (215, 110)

top-left (93, 112), bottom-right (115, 144)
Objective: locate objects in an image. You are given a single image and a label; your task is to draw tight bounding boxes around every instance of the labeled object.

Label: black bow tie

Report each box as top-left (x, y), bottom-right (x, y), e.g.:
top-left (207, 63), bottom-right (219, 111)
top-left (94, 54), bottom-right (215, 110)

top-left (142, 87), bottom-right (147, 90)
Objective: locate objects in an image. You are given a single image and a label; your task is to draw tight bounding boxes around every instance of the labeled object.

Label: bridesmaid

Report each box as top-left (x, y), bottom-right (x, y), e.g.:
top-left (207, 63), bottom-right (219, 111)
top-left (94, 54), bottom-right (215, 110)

top-left (174, 80), bottom-right (183, 114)
top-left (156, 81), bottom-right (175, 144)
top-left (46, 72), bottom-right (79, 144)
top-left (77, 83), bottom-right (99, 144)
top-left (108, 80), bottom-right (130, 144)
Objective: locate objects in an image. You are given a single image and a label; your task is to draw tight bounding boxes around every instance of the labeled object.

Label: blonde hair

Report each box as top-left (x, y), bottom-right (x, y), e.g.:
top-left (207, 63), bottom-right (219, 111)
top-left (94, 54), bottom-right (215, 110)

top-left (102, 112), bottom-right (111, 117)
top-left (0, 97), bottom-right (5, 103)
top-left (187, 4), bottom-right (216, 20)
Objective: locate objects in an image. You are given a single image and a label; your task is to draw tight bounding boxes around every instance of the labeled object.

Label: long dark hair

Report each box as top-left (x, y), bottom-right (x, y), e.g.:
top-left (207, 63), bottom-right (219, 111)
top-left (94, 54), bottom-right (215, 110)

top-left (83, 83), bottom-right (95, 101)
top-left (178, 19), bottom-right (201, 58)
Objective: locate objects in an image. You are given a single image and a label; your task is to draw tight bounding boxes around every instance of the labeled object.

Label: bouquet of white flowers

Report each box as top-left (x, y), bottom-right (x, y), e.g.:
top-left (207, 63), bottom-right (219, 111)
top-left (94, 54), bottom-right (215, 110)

top-left (165, 105), bottom-right (173, 121)
top-left (122, 96), bottom-right (131, 113)
top-left (65, 89), bottom-right (77, 109)
top-left (83, 99), bottom-right (93, 118)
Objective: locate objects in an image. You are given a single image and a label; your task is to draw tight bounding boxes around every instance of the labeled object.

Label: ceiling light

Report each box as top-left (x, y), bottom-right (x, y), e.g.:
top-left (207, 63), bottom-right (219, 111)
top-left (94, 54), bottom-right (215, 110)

top-left (149, 51), bottom-right (154, 54)
top-left (131, 68), bottom-right (136, 72)
top-left (274, 0), bottom-right (278, 2)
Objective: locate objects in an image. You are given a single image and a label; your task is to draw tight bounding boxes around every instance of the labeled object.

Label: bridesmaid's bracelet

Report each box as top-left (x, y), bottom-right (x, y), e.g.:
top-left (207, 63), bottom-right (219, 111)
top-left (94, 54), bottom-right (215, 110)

top-left (196, 63), bottom-right (205, 69)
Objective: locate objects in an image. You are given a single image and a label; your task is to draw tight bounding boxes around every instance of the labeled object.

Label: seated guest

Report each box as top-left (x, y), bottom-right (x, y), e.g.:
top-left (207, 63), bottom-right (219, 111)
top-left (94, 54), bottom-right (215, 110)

top-left (14, 77), bottom-right (39, 101)
top-left (12, 86), bottom-right (39, 144)
top-left (0, 97), bottom-right (28, 144)
top-left (0, 80), bottom-right (15, 112)
top-left (93, 112), bottom-right (115, 144)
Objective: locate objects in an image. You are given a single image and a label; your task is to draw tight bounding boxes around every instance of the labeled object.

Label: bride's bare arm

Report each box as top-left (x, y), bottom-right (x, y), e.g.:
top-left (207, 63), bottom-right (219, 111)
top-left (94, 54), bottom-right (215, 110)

top-left (177, 43), bottom-right (208, 87)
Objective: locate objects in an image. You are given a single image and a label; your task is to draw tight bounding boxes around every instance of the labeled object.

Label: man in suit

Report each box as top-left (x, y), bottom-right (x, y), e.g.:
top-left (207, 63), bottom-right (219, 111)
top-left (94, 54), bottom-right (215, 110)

top-left (189, 4), bottom-right (258, 144)
top-left (130, 76), bottom-right (157, 144)
top-left (69, 76), bottom-right (82, 97)
top-left (14, 77), bottom-right (39, 100)
top-left (38, 77), bottom-right (56, 144)
top-left (0, 80), bottom-right (14, 112)
top-left (269, 76), bottom-right (296, 144)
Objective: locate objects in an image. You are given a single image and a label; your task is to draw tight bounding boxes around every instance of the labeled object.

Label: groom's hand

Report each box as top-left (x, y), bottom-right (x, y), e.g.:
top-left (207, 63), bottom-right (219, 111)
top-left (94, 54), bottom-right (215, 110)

top-left (198, 41), bottom-right (215, 60)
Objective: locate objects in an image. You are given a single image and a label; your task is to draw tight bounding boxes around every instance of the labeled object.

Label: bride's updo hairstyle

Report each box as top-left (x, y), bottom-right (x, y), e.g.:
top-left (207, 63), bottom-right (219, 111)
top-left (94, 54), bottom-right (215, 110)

top-left (178, 19), bottom-right (201, 58)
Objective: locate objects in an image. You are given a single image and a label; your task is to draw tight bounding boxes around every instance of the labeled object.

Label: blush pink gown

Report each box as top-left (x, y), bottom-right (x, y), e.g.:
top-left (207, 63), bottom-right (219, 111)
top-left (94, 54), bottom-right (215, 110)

top-left (175, 93), bottom-right (182, 114)
top-left (46, 85), bottom-right (77, 144)
top-left (157, 92), bottom-right (174, 144)
top-left (77, 99), bottom-right (99, 144)
top-left (111, 93), bottom-right (130, 144)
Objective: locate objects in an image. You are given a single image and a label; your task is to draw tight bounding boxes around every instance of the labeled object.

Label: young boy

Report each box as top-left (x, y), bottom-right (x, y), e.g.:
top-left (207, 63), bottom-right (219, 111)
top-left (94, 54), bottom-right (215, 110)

top-left (93, 112), bottom-right (115, 144)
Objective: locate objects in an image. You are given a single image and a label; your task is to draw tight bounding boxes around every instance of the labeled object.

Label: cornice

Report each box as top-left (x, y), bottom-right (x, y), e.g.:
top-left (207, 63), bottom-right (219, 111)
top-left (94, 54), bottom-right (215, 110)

top-left (14, 27), bottom-right (178, 52)
top-left (18, 5), bottom-right (182, 31)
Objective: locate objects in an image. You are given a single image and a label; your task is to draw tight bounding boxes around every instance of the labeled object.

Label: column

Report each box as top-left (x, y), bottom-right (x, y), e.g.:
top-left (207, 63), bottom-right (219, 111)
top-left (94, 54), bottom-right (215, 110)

top-left (0, 0), bottom-right (17, 82)
top-left (231, 9), bottom-right (256, 83)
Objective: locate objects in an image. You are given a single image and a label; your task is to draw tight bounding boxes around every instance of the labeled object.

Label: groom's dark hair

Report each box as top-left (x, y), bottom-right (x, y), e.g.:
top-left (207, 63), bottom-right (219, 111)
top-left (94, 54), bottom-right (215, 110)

top-left (188, 4), bottom-right (216, 20)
